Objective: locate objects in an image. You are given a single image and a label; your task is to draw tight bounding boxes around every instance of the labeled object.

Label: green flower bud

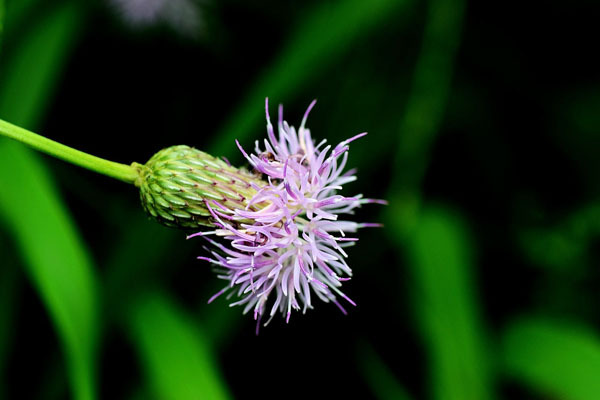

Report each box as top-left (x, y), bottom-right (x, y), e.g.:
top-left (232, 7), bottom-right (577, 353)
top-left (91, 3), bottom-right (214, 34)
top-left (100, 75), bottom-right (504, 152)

top-left (134, 145), bottom-right (263, 229)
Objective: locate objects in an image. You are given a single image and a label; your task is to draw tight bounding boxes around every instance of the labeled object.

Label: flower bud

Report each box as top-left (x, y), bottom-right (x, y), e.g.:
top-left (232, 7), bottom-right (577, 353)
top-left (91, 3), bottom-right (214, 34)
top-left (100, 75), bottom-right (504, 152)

top-left (135, 145), bottom-right (261, 229)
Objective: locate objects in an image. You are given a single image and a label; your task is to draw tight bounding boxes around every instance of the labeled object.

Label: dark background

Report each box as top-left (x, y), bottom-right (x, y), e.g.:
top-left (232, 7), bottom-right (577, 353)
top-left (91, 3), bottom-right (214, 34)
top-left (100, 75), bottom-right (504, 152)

top-left (1, 0), bottom-right (600, 399)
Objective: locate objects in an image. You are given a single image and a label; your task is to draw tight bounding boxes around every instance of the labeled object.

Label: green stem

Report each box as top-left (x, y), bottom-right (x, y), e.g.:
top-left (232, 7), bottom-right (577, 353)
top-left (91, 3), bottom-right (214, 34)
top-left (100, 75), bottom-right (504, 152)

top-left (0, 118), bottom-right (140, 184)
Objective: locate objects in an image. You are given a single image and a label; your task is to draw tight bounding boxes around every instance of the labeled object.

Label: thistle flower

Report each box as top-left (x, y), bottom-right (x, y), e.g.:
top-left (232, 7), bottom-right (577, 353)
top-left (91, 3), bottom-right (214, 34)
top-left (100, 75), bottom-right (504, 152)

top-left (0, 97), bottom-right (383, 332)
top-left (188, 99), bottom-right (385, 329)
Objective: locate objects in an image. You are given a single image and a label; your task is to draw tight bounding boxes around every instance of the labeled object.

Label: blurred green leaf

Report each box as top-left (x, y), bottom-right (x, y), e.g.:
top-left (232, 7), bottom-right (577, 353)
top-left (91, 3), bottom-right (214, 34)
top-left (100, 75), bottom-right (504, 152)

top-left (0, 1), bottom-right (82, 129)
top-left (0, 141), bottom-right (99, 400)
top-left (103, 216), bottom-right (179, 314)
top-left (210, 0), bottom-right (413, 158)
top-left (0, 3), bottom-right (8, 396)
top-left (127, 387), bottom-right (150, 400)
top-left (519, 203), bottom-right (600, 271)
top-left (551, 87), bottom-right (600, 191)
top-left (503, 317), bottom-right (600, 400)
top-left (520, 229), bottom-right (586, 271)
top-left (201, 299), bottom-right (241, 349)
top-left (0, 243), bottom-right (19, 398)
top-left (0, 2), bottom-right (96, 400)
top-left (0, 0), bottom-right (4, 39)
top-left (405, 206), bottom-right (494, 400)
top-left (102, 211), bottom-right (242, 343)
top-left (389, 0), bottom-right (465, 237)
top-left (2, 0), bottom-right (38, 37)
top-left (358, 341), bottom-right (413, 400)
top-left (102, 214), bottom-right (239, 398)
top-left (397, 0), bottom-right (465, 162)
top-left (128, 291), bottom-right (231, 400)
top-left (383, 1), bottom-right (470, 393)
top-left (36, 353), bottom-right (69, 400)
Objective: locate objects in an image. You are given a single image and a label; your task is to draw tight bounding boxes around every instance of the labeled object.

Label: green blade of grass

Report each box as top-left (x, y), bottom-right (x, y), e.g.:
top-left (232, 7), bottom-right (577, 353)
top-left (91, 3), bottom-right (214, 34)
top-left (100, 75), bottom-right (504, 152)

top-left (210, 0), bottom-right (413, 158)
top-left (102, 212), bottom-right (242, 347)
top-left (0, 1), bottom-right (82, 128)
top-left (0, 141), bottom-right (98, 400)
top-left (127, 291), bottom-right (231, 400)
top-left (0, 2), bottom-right (97, 400)
top-left (503, 317), bottom-right (600, 400)
top-left (103, 216), bottom-right (179, 316)
top-left (2, 0), bottom-right (38, 38)
top-left (0, 3), bottom-right (9, 397)
top-left (389, 0), bottom-right (465, 237)
top-left (0, 0), bottom-right (4, 39)
top-left (102, 213), bottom-right (239, 398)
top-left (406, 206), bottom-right (494, 400)
top-left (396, 0), bottom-right (465, 174)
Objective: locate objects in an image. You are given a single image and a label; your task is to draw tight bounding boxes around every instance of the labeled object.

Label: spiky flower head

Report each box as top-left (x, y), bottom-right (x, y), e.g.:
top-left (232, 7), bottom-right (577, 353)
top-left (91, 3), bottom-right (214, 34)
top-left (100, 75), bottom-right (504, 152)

top-left (187, 99), bottom-right (385, 330)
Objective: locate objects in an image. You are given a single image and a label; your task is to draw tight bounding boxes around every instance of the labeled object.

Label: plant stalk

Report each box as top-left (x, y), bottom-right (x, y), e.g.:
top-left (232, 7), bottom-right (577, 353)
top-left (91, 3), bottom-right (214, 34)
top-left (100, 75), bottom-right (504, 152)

top-left (0, 118), bottom-right (140, 184)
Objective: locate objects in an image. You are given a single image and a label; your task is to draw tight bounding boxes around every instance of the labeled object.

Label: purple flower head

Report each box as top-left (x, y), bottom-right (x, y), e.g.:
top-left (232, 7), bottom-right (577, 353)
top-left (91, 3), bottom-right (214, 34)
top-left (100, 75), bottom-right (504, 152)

top-left (189, 99), bottom-right (385, 330)
top-left (109, 0), bottom-right (204, 37)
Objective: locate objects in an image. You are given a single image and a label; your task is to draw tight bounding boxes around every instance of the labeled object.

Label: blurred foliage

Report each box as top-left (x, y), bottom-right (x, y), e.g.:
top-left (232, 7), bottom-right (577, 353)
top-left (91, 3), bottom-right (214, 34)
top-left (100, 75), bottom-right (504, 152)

top-left (0, 142), bottom-right (99, 400)
top-left (0, 1), bottom-right (83, 129)
top-left (1, 0), bottom-right (35, 37)
top-left (503, 317), bottom-right (600, 399)
top-left (406, 206), bottom-right (494, 399)
top-left (520, 203), bottom-right (600, 271)
top-left (0, 0), bottom-right (599, 399)
top-left (390, 0), bottom-right (465, 237)
top-left (357, 341), bottom-right (413, 400)
top-left (0, 235), bottom-right (18, 398)
top-left (0, 1), bottom-right (98, 399)
top-left (0, 0), bottom-right (3, 38)
top-left (128, 291), bottom-right (230, 400)
top-left (211, 0), bottom-right (413, 158)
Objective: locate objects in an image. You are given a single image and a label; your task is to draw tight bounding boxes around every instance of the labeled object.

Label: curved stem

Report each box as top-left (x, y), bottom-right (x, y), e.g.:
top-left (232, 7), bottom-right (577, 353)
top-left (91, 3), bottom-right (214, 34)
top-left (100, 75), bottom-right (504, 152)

top-left (0, 118), bottom-right (140, 184)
